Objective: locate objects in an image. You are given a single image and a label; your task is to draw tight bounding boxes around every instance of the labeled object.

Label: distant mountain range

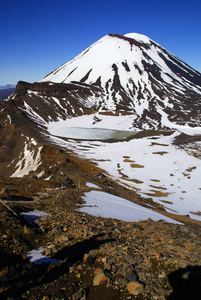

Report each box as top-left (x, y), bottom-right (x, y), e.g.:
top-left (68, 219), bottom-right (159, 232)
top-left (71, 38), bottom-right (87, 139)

top-left (0, 86), bottom-right (15, 101)
top-left (0, 33), bottom-right (201, 176)
top-left (0, 84), bottom-right (16, 90)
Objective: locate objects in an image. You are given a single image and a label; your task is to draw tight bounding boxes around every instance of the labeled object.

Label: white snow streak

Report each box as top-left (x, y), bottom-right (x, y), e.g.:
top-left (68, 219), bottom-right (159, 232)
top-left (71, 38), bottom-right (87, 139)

top-left (11, 138), bottom-right (42, 177)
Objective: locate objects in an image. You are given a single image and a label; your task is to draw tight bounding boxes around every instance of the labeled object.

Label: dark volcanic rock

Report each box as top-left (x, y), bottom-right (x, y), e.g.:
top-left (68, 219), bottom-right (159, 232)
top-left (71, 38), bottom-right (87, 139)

top-left (0, 175), bottom-right (201, 299)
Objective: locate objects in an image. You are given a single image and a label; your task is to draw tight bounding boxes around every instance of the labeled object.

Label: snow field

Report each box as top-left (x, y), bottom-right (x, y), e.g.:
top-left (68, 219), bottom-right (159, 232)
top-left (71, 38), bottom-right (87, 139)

top-left (46, 116), bottom-right (201, 221)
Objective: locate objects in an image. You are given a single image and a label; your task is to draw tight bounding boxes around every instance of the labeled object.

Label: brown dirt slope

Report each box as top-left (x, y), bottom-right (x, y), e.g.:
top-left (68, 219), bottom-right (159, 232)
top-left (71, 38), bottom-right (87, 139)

top-left (0, 147), bottom-right (201, 300)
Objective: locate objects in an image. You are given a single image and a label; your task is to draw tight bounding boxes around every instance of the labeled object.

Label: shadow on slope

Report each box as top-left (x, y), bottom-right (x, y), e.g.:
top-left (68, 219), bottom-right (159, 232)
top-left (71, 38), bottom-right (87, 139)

top-left (168, 265), bottom-right (201, 300)
top-left (0, 234), bottom-right (115, 299)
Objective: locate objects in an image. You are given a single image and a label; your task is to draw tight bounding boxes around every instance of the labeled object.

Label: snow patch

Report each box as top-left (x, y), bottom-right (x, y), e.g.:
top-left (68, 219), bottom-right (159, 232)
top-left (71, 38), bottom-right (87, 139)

top-left (11, 138), bottom-right (42, 177)
top-left (20, 210), bottom-right (48, 224)
top-left (86, 182), bottom-right (100, 189)
top-left (79, 190), bottom-right (181, 224)
top-left (27, 247), bottom-right (60, 264)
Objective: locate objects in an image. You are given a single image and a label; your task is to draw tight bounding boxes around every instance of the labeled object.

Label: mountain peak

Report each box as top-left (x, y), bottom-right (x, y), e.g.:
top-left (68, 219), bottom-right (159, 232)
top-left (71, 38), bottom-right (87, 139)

top-left (37, 32), bottom-right (201, 129)
top-left (124, 32), bottom-right (152, 44)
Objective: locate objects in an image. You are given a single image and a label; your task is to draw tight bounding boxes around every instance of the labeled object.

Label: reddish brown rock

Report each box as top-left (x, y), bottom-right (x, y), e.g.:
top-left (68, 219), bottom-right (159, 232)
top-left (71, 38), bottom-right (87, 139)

top-left (93, 268), bottom-right (108, 285)
top-left (127, 281), bottom-right (144, 295)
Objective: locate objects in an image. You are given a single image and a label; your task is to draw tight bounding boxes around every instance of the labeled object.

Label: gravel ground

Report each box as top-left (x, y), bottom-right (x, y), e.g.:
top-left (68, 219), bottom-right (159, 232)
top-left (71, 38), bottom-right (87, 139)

top-left (0, 152), bottom-right (201, 300)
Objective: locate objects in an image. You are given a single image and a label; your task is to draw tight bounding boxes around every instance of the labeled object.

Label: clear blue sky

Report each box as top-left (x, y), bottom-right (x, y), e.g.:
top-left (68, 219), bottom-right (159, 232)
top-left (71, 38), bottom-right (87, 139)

top-left (1, 0), bottom-right (201, 85)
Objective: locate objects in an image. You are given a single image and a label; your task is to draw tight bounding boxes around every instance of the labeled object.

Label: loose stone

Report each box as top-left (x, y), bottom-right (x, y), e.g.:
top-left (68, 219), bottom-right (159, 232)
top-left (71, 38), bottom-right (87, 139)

top-left (127, 281), bottom-right (145, 295)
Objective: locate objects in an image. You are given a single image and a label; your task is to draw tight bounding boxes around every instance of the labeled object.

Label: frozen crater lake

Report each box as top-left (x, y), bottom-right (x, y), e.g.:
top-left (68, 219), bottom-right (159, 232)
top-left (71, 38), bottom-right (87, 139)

top-left (47, 115), bottom-right (201, 221)
top-left (48, 126), bottom-right (138, 141)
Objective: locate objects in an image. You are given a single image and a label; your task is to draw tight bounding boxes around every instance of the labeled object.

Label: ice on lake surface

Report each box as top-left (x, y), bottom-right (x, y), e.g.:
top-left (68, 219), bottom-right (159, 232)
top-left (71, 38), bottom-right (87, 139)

top-left (51, 126), bottom-right (138, 140)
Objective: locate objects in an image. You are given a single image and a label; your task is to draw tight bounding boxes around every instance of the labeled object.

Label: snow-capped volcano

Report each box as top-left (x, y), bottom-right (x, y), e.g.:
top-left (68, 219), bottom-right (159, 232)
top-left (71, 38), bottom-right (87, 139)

top-left (1, 33), bottom-right (201, 221)
top-left (40, 33), bottom-right (201, 129)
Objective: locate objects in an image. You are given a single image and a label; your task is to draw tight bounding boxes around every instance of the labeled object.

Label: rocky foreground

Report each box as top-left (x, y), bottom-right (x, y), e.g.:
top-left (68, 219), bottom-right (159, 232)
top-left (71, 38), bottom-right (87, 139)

top-left (0, 150), bottom-right (201, 300)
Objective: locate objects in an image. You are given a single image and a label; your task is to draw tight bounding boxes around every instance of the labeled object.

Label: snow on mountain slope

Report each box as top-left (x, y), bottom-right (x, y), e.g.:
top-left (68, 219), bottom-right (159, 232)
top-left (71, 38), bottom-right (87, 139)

top-left (46, 127), bottom-right (201, 221)
top-left (10, 137), bottom-right (42, 178)
top-left (1, 33), bottom-right (201, 221)
top-left (40, 33), bottom-right (201, 129)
